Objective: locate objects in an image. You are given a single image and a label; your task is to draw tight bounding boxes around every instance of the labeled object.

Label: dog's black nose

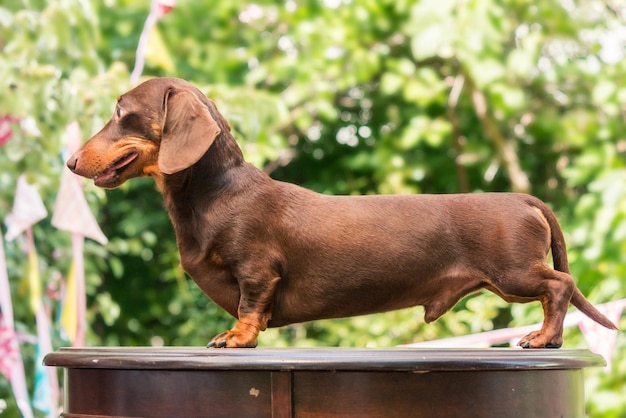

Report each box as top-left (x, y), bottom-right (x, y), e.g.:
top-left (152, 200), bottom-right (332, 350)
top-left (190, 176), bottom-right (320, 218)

top-left (66, 155), bottom-right (78, 172)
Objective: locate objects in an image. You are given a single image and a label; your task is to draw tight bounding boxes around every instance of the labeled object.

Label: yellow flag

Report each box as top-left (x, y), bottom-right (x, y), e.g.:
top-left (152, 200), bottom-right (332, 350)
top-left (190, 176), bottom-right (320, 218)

top-left (60, 261), bottom-right (77, 344)
top-left (145, 26), bottom-right (175, 73)
top-left (27, 246), bottom-right (41, 314)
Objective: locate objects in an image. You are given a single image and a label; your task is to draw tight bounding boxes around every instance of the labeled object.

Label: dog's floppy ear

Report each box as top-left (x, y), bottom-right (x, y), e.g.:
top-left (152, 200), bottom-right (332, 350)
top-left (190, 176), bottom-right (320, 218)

top-left (158, 88), bottom-right (221, 174)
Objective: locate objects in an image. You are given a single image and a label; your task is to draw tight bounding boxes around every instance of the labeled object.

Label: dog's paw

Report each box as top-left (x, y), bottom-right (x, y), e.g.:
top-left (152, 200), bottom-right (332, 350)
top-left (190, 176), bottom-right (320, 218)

top-left (518, 331), bottom-right (562, 349)
top-left (207, 330), bottom-right (258, 348)
top-left (207, 316), bottom-right (263, 348)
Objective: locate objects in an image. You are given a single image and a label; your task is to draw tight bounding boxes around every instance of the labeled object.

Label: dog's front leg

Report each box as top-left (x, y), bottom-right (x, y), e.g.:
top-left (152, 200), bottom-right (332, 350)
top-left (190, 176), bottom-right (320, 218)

top-left (207, 274), bottom-right (280, 348)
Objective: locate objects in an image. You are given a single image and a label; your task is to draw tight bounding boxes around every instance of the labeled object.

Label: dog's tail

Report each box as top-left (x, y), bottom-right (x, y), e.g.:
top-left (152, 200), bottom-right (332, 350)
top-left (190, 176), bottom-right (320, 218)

top-left (533, 198), bottom-right (619, 331)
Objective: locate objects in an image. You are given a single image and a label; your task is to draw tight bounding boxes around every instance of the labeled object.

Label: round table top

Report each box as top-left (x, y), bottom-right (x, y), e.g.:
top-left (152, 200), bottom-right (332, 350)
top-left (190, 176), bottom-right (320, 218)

top-left (44, 347), bottom-right (606, 372)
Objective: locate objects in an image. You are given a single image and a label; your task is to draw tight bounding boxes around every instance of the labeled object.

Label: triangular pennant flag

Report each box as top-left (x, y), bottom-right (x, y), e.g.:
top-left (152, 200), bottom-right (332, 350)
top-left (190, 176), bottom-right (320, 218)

top-left (52, 122), bottom-right (107, 245)
top-left (54, 122), bottom-right (105, 347)
top-left (5, 176), bottom-right (47, 242)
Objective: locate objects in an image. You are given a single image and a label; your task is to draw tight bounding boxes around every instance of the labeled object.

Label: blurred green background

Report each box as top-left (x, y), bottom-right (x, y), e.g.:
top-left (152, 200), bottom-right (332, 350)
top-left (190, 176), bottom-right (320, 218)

top-left (1, 0), bottom-right (625, 416)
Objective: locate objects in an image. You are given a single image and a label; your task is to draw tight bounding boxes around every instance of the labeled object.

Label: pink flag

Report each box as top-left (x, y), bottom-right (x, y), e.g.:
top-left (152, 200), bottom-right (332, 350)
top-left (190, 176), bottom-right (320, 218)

top-left (579, 300), bottom-right (624, 368)
top-left (156, 0), bottom-right (176, 14)
top-left (0, 230), bottom-right (16, 342)
top-left (0, 316), bottom-right (19, 379)
top-left (0, 227), bottom-right (34, 418)
top-left (0, 115), bottom-right (17, 147)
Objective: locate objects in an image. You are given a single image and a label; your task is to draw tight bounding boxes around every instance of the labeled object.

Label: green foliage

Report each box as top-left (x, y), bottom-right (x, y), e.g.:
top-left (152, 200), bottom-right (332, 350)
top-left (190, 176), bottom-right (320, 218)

top-left (1, 0), bottom-right (625, 415)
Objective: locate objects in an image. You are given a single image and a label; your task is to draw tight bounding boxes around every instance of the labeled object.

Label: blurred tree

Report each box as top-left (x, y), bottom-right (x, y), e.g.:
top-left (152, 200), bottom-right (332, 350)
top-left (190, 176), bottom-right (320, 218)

top-left (0, 0), bottom-right (624, 416)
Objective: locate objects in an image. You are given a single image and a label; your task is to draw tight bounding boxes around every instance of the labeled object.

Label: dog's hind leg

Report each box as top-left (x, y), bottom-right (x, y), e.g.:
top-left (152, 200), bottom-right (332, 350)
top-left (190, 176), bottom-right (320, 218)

top-left (491, 264), bottom-right (575, 348)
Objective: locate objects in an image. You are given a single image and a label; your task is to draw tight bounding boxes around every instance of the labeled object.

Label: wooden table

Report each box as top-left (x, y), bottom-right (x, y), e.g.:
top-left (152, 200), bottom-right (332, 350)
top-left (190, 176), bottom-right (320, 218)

top-left (44, 347), bottom-right (605, 418)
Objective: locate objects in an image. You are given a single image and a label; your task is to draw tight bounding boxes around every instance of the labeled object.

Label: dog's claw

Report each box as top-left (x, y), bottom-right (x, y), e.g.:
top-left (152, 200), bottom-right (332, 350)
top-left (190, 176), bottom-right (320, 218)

top-left (206, 329), bottom-right (258, 348)
top-left (212, 340), bottom-right (227, 348)
top-left (206, 340), bottom-right (223, 348)
top-left (207, 339), bottom-right (226, 348)
top-left (207, 332), bottom-right (229, 348)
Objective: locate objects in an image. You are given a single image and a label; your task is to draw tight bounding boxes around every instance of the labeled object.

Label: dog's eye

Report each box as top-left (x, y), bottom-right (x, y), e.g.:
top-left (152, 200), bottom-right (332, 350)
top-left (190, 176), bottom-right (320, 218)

top-left (116, 105), bottom-right (123, 118)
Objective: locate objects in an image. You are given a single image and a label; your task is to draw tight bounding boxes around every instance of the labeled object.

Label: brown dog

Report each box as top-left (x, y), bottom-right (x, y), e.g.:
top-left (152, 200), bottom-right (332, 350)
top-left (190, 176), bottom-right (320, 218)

top-left (67, 77), bottom-right (618, 348)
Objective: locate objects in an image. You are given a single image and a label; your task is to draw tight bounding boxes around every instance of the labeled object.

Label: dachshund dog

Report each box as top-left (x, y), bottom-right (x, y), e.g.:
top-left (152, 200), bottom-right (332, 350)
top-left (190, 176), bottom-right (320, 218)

top-left (67, 77), bottom-right (618, 348)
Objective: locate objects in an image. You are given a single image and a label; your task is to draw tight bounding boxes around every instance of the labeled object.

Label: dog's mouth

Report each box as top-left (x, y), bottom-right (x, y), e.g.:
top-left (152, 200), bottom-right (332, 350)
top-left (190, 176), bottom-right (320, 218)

top-left (93, 151), bottom-right (138, 187)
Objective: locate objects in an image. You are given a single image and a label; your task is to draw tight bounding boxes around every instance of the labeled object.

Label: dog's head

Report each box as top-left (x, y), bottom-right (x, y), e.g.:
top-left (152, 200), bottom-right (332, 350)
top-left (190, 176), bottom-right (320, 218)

top-left (67, 77), bottom-right (223, 188)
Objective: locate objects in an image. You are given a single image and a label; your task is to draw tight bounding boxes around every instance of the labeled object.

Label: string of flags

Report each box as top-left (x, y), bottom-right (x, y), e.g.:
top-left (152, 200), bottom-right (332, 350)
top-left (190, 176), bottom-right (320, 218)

top-left (0, 122), bottom-right (107, 416)
top-left (0, 0), bottom-right (174, 412)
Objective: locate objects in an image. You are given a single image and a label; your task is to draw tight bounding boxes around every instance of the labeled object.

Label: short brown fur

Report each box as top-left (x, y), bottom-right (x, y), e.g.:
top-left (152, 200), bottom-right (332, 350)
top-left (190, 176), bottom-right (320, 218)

top-left (67, 78), bottom-right (618, 348)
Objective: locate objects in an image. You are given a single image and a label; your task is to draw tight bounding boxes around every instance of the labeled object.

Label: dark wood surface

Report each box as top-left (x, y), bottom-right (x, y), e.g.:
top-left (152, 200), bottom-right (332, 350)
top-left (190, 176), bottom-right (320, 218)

top-left (44, 346), bottom-right (604, 370)
top-left (44, 347), bottom-right (605, 418)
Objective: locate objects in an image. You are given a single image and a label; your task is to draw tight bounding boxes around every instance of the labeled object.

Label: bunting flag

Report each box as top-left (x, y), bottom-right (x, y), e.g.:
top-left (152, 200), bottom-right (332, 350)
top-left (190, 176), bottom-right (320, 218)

top-left (24, 230), bottom-right (59, 415)
top-left (52, 122), bottom-right (108, 244)
top-left (1, 115), bottom-right (17, 147)
top-left (5, 178), bottom-right (59, 415)
top-left (0, 227), bottom-right (34, 418)
top-left (5, 175), bottom-right (48, 242)
top-left (130, 0), bottom-right (176, 85)
top-left (33, 308), bottom-right (56, 415)
top-left (58, 235), bottom-right (89, 346)
top-left (579, 300), bottom-right (624, 369)
top-left (0, 229), bottom-right (18, 380)
top-left (32, 342), bottom-right (52, 414)
top-left (26, 229), bottom-right (42, 314)
top-left (52, 121), bottom-right (107, 347)
top-left (0, 313), bottom-right (19, 380)
top-left (60, 260), bottom-right (78, 343)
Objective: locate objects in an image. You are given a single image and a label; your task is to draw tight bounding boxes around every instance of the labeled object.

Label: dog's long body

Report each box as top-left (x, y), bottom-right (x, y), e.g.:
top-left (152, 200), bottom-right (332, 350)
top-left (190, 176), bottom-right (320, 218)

top-left (67, 77), bottom-right (617, 348)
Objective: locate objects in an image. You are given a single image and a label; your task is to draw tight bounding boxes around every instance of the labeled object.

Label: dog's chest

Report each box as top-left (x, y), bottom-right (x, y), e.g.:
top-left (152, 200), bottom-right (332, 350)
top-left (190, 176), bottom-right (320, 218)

top-left (178, 248), bottom-right (240, 317)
